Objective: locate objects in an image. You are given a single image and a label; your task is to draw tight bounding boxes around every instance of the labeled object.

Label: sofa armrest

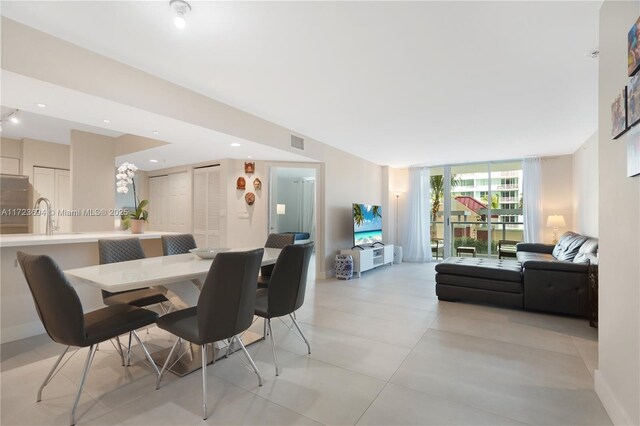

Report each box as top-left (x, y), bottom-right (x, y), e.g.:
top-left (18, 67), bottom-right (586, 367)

top-left (516, 243), bottom-right (554, 254)
top-left (522, 260), bottom-right (588, 273)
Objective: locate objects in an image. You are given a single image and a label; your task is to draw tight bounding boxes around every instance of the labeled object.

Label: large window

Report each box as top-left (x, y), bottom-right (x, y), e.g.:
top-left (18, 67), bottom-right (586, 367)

top-left (429, 161), bottom-right (523, 258)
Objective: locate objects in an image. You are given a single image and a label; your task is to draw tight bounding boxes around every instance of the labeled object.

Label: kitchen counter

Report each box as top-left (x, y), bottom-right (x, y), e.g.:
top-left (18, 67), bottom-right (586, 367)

top-left (0, 231), bottom-right (179, 248)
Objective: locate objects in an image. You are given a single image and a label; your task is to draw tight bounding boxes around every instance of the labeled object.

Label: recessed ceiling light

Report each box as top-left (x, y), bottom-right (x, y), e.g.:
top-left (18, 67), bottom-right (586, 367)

top-left (230, 143), bottom-right (241, 147)
top-left (247, 155), bottom-right (252, 159)
top-left (152, 130), bottom-right (159, 135)
top-left (149, 159), bottom-right (159, 163)
top-left (103, 119), bottom-right (111, 124)
top-left (36, 103), bottom-right (47, 108)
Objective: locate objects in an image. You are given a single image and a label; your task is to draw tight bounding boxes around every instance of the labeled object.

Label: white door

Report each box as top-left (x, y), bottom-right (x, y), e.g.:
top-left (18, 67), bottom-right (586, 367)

top-left (168, 172), bottom-right (189, 233)
top-left (148, 175), bottom-right (169, 231)
top-left (193, 166), bottom-right (221, 247)
top-left (54, 169), bottom-right (71, 233)
top-left (32, 167), bottom-right (71, 233)
top-left (33, 167), bottom-right (55, 234)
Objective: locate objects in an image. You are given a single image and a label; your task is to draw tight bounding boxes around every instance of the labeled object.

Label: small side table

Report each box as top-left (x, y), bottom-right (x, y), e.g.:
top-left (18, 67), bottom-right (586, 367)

top-left (456, 246), bottom-right (477, 257)
top-left (588, 262), bottom-right (598, 328)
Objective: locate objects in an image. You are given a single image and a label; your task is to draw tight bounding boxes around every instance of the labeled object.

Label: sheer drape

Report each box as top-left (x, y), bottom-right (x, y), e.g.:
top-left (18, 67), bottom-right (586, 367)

top-left (401, 166), bottom-right (432, 262)
top-left (522, 157), bottom-right (543, 243)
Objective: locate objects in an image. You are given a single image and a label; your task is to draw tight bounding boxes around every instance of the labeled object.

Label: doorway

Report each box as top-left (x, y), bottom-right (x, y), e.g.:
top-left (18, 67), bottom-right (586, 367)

top-left (269, 167), bottom-right (317, 243)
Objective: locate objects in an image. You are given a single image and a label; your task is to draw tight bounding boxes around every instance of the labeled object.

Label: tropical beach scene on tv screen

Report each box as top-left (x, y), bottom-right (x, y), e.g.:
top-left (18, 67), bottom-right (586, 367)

top-left (353, 203), bottom-right (383, 245)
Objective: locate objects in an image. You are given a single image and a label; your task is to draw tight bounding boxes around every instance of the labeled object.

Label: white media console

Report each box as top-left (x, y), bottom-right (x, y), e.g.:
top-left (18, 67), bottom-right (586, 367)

top-left (340, 244), bottom-right (394, 277)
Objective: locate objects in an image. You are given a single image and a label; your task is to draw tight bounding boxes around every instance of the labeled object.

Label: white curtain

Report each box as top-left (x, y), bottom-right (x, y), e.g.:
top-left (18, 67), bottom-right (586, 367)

top-left (522, 157), bottom-right (543, 243)
top-left (402, 166), bottom-right (432, 262)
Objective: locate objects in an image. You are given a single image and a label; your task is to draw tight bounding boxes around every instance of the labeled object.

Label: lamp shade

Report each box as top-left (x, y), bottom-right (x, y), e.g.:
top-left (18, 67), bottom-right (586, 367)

top-left (276, 204), bottom-right (286, 215)
top-left (546, 215), bottom-right (566, 228)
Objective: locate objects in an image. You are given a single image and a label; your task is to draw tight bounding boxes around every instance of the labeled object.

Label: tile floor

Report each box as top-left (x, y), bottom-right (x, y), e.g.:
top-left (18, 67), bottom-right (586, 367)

top-left (1, 261), bottom-right (610, 425)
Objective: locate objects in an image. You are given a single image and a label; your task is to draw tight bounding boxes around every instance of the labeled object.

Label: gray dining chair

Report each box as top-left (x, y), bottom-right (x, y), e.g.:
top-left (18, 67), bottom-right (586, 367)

top-left (17, 251), bottom-right (160, 426)
top-left (98, 238), bottom-right (169, 309)
top-left (258, 233), bottom-right (295, 288)
top-left (155, 248), bottom-right (264, 420)
top-left (254, 242), bottom-right (314, 375)
top-left (98, 238), bottom-right (170, 364)
top-left (161, 234), bottom-right (197, 256)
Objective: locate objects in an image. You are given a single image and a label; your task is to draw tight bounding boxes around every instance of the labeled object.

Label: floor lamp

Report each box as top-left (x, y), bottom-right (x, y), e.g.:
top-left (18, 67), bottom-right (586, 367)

top-left (394, 192), bottom-right (403, 263)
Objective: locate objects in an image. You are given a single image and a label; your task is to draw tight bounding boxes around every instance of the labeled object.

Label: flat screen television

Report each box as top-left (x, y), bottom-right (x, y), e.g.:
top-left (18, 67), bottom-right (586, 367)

top-left (353, 203), bottom-right (383, 246)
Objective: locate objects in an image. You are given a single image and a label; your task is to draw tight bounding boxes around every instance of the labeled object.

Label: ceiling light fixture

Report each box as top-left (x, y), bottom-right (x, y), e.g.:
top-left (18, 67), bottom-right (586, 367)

top-left (152, 130), bottom-right (159, 135)
top-left (103, 119), bottom-right (111, 124)
top-left (230, 143), bottom-right (241, 147)
top-left (170, 0), bottom-right (191, 29)
top-left (150, 159), bottom-right (159, 163)
top-left (585, 47), bottom-right (599, 59)
top-left (0, 109), bottom-right (21, 128)
top-left (8, 110), bottom-right (20, 124)
top-left (37, 103), bottom-right (47, 108)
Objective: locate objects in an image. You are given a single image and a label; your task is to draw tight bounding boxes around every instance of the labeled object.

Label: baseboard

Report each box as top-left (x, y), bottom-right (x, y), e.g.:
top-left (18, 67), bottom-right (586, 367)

top-left (594, 369), bottom-right (635, 425)
top-left (1, 321), bottom-right (45, 344)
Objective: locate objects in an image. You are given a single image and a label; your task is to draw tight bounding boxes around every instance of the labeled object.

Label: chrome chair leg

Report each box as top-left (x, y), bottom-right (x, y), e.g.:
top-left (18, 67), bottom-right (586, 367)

top-left (37, 345), bottom-right (70, 402)
top-left (290, 314), bottom-right (311, 354)
top-left (201, 344), bottom-right (208, 420)
top-left (267, 319), bottom-right (280, 376)
top-left (132, 331), bottom-right (160, 377)
top-left (70, 345), bottom-right (97, 426)
top-left (235, 336), bottom-right (263, 386)
top-left (126, 332), bottom-right (132, 367)
top-left (262, 318), bottom-right (268, 340)
top-left (114, 336), bottom-right (125, 366)
top-left (156, 337), bottom-right (181, 389)
top-left (223, 336), bottom-right (236, 359)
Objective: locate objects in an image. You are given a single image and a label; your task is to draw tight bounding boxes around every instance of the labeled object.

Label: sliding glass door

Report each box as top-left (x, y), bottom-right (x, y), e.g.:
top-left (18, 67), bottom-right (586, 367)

top-left (429, 161), bottom-right (523, 259)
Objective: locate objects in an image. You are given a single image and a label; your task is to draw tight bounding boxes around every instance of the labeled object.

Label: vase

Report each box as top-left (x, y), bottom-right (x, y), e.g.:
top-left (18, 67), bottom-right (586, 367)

top-left (130, 219), bottom-right (145, 234)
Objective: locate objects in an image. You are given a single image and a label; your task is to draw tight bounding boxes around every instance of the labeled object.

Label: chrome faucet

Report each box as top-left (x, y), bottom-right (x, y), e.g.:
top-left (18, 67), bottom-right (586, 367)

top-left (34, 197), bottom-right (57, 236)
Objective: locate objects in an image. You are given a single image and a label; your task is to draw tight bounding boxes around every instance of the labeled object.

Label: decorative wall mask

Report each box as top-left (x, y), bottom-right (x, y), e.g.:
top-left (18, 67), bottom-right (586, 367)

top-left (236, 177), bottom-right (246, 190)
top-left (245, 192), bottom-right (256, 205)
top-left (244, 162), bottom-right (255, 174)
top-left (253, 178), bottom-right (262, 190)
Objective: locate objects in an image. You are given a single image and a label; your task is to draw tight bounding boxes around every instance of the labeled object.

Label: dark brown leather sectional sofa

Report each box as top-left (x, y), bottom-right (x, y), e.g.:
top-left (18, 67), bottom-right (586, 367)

top-left (435, 232), bottom-right (598, 317)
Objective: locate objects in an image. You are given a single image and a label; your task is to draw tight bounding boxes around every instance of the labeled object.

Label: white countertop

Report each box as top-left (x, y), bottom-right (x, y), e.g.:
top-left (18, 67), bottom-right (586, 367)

top-left (65, 248), bottom-right (280, 292)
top-left (0, 231), bottom-right (180, 248)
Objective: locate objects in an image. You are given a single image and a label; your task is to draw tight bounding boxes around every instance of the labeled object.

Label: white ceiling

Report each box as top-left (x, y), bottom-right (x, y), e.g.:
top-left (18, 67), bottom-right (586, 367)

top-left (1, 1), bottom-right (600, 167)
top-left (0, 106), bottom-right (123, 144)
top-left (1, 71), bottom-right (311, 170)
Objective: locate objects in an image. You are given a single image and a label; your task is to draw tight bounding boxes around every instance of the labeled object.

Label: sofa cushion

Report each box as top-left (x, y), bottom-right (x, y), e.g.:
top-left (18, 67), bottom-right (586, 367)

top-left (436, 273), bottom-right (523, 294)
top-left (516, 251), bottom-right (555, 263)
top-left (573, 237), bottom-right (598, 264)
top-left (435, 257), bottom-right (522, 282)
top-left (551, 232), bottom-right (589, 262)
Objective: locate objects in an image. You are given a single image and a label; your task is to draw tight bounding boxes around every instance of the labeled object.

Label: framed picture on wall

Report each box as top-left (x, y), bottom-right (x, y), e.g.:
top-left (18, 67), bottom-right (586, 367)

top-left (628, 74), bottom-right (640, 127)
top-left (629, 16), bottom-right (640, 77)
top-left (612, 89), bottom-right (628, 139)
top-left (628, 127), bottom-right (640, 177)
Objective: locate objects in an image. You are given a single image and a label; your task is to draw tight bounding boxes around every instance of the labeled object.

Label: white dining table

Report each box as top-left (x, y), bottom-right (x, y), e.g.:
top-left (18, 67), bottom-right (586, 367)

top-left (64, 247), bottom-right (281, 376)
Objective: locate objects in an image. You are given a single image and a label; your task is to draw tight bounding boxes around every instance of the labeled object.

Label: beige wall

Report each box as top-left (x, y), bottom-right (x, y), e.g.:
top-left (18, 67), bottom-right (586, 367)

top-left (540, 155), bottom-right (573, 243)
top-left (22, 137), bottom-right (70, 183)
top-left (572, 132), bottom-right (598, 237)
top-left (595, 1), bottom-right (640, 424)
top-left (388, 167), bottom-right (409, 247)
top-left (0, 136), bottom-right (23, 164)
top-left (70, 130), bottom-right (115, 231)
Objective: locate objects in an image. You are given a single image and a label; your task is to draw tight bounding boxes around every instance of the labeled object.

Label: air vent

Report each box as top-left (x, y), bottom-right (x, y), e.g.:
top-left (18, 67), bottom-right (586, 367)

top-left (290, 134), bottom-right (305, 150)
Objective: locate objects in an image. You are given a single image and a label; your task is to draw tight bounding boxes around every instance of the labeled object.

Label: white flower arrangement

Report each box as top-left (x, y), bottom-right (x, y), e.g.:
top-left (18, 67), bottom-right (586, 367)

top-left (116, 162), bottom-right (148, 223)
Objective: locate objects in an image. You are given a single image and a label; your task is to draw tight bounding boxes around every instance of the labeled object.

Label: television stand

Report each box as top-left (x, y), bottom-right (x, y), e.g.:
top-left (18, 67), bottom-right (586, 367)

top-left (340, 245), bottom-right (394, 278)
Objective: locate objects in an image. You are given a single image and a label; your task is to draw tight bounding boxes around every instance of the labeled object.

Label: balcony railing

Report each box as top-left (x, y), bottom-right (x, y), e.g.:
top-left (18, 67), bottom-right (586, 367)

top-left (430, 220), bottom-right (524, 257)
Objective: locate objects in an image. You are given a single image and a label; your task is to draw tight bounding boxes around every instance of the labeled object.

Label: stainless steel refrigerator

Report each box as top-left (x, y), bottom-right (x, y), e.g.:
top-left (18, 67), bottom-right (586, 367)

top-left (0, 174), bottom-right (31, 234)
